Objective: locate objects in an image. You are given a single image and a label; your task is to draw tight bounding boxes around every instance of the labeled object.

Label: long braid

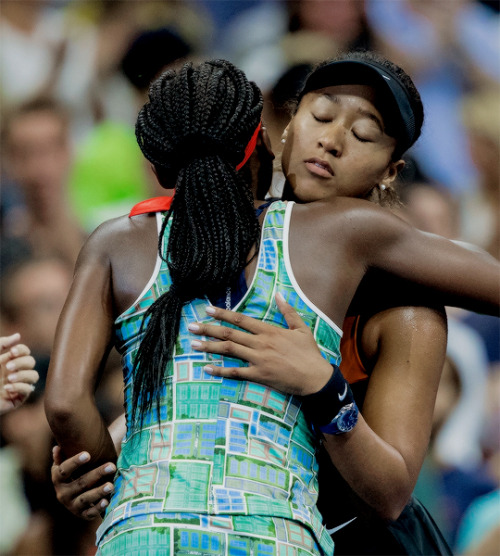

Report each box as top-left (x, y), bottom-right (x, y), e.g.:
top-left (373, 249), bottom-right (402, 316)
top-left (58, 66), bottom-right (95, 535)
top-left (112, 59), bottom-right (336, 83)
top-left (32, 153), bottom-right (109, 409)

top-left (132, 60), bottom-right (263, 427)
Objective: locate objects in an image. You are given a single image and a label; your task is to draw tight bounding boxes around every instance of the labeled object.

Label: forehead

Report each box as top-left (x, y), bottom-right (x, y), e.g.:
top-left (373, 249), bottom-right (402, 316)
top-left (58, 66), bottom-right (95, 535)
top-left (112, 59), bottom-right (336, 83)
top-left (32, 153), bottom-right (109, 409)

top-left (302, 83), bottom-right (380, 110)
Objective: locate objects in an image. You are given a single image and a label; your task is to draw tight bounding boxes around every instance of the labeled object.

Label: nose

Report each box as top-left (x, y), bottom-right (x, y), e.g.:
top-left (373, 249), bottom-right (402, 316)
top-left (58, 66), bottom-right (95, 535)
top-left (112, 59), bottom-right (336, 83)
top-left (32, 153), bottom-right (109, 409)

top-left (318, 123), bottom-right (344, 157)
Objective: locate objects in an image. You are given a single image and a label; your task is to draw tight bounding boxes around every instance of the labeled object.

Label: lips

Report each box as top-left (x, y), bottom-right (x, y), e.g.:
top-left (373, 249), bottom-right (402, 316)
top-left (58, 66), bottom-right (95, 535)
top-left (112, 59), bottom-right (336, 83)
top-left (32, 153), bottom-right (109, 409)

top-left (305, 158), bottom-right (334, 177)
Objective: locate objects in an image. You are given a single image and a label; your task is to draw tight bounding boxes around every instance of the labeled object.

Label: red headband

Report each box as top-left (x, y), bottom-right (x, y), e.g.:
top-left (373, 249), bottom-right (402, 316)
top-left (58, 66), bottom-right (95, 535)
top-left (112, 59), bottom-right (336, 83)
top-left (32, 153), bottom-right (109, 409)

top-left (235, 122), bottom-right (262, 171)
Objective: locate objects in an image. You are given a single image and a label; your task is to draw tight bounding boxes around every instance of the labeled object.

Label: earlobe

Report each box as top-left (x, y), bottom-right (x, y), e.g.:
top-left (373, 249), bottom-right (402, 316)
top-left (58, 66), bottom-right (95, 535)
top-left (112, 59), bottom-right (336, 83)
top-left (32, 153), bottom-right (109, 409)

top-left (384, 159), bottom-right (405, 185)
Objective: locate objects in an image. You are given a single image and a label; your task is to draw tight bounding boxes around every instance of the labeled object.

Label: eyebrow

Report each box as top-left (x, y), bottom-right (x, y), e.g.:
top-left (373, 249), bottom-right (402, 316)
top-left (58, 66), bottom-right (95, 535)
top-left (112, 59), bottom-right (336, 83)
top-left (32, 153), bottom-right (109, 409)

top-left (322, 93), bottom-right (384, 133)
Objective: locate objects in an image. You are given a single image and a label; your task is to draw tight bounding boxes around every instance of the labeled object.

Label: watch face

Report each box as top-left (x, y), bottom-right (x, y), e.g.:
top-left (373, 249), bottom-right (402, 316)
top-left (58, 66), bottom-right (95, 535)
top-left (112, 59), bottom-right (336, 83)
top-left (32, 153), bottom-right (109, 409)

top-left (319, 402), bottom-right (359, 435)
top-left (337, 405), bottom-right (358, 432)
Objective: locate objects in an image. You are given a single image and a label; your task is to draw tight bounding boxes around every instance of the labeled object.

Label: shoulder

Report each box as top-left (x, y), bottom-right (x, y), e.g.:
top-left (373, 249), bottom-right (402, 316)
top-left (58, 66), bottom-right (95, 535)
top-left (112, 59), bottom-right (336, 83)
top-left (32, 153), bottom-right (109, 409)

top-left (361, 305), bottom-right (447, 364)
top-left (77, 213), bottom-right (157, 267)
top-left (293, 198), bottom-right (415, 256)
top-left (295, 197), bottom-right (409, 232)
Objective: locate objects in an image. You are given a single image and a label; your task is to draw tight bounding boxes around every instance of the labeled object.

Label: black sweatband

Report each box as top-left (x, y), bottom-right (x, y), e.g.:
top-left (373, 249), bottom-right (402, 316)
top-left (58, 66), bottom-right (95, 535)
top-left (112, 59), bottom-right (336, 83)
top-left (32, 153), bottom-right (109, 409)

top-left (301, 364), bottom-right (354, 427)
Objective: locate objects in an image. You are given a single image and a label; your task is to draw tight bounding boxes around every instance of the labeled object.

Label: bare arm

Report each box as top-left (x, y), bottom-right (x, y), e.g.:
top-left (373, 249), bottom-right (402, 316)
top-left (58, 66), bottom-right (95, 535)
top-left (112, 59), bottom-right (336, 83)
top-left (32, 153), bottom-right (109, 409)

top-left (351, 203), bottom-right (500, 316)
top-left (322, 305), bottom-right (447, 520)
top-left (44, 223), bottom-right (118, 468)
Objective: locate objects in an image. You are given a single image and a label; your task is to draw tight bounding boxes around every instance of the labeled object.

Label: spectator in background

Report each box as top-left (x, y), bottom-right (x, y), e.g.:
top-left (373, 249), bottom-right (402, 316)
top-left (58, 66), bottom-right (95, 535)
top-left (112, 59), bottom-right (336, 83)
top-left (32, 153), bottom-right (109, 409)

top-left (0, 255), bottom-right (123, 554)
top-left (1, 97), bottom-right (86, 273)
top-left (0, 0), bottom-right (124, 143)
top-left (1, 257), bottom-right (74, 397)
top-left (0, 256), bottom-right (95, 555)
top-left (0, 332), bottom-right (39, 553)
top-left (455, 362), bottom-right (499, 555)
top-left (455, 488), bottom-right (500, 555)
top-left (68, 26), bottom-right (194, 232)
top-left (398, 171), bottom-right (498, 470)
top-left (413, 318), bottom-right (497, 549)
top-left (286, 0), bottom-right (373, 51)
top-left (365, 0), bottom-right (499, 195)
top-left (0, 0), bottom-right (211, 144)
top-left (59, 0), bottom-right (210, 137)
top-left (459, 85), bottom-right (500, 261)
top-left (399, 182), bottom-right (460, 242)
top-left (0, 0), bottom-right (86, 131)
top-left (216, 0), bottom-right (371, 100)
top-left (456, 85), bottom-right (500, 436)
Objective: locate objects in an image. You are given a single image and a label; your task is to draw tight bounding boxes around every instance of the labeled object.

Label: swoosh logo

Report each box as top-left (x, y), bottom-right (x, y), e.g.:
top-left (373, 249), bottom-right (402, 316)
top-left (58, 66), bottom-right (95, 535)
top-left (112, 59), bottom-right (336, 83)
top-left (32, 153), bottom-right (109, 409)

top-left (338, 383), bottom-right (348, 402)
top-left (327, 517), bottom-right (357, 535)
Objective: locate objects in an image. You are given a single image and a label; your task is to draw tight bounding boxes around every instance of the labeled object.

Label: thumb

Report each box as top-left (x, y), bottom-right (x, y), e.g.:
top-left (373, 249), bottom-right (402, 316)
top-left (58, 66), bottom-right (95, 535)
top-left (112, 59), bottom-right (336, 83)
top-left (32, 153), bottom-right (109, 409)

top-left (275, 292), bottom-right (307, 331)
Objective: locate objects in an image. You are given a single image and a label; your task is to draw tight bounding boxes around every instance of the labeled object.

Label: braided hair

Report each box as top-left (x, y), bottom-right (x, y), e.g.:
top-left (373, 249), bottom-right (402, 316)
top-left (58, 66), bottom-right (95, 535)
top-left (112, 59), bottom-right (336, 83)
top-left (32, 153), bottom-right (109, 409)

top-left (132, 59), bottom-right (263, 426)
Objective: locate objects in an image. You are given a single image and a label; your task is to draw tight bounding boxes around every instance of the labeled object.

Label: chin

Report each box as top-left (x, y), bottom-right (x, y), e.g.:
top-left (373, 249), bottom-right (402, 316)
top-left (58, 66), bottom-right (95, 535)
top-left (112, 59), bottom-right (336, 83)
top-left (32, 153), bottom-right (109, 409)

top-left (296, 183), bottom-right (330, 203)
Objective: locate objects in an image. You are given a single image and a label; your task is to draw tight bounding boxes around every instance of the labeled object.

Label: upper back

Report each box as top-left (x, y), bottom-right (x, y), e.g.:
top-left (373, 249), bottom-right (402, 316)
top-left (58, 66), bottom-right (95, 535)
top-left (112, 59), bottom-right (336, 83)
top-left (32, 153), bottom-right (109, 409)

top-left (95, 212), bottom-right (159, 318)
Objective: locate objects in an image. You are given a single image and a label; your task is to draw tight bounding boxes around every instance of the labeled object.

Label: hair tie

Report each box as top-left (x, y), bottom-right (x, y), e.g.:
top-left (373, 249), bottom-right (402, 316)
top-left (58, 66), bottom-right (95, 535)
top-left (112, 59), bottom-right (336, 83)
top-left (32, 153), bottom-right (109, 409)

top-left (236, 122), bottom-right (262, 171)
top-left (173, 141), bottom-right (225, 169)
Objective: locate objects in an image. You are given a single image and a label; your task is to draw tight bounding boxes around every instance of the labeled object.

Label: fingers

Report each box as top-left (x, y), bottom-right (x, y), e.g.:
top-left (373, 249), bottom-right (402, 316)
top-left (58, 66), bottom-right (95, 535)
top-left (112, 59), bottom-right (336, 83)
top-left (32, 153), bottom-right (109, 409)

top-left (203, 364), bottom-right (255, 382)
top-left (189, 318), bottom-right (256, 346)
top-left (51, 449), bottom-right (116, 520)
top-left (204, 305), bottom-right (266, 335)
top-left (52, 450), bottom-right (91, 480)
top-left (74, 477), bottom-right (114, 521)
top-left (3, 367), bottom-right (39, 396)
top-left (70, 480), bottom-right (114, 520)
top-left (191, 336), bottom-right (254, 364)
top-left (202, 293), bottom-right (308, 335)
top-left (3, 381), bottom-right (36, 400)
top-left (81, 497), bottom-right (110, 521)
top-left (3, 366), bottom-right (38, 386)
top-left (0, 333), bottom-right (21, 352)
top-left (0, 344), bottom-right (33, 367)
top-left (275, 292), bottom-right (308, 331)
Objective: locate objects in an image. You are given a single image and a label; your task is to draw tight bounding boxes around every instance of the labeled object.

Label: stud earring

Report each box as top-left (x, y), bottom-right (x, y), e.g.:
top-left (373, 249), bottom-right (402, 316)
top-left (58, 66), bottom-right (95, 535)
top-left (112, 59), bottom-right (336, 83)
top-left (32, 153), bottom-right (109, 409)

top-left (379, 184), bottom-right (387, 191)
top-left (281, 137), bottom-right (286, 144)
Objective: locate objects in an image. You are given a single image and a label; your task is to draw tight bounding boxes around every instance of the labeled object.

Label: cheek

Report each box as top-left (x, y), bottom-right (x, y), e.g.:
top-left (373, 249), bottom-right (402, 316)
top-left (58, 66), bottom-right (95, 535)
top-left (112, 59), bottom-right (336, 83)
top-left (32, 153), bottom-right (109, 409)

top-left (282, 123), bottom-right (309, 168)
top-left (350, 151), bottom-right (391, 183)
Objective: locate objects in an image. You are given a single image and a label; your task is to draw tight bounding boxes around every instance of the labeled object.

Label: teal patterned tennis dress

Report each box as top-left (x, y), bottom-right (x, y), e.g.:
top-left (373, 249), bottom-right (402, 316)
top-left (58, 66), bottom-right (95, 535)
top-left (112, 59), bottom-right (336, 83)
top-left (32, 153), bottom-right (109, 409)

top-left (96, 200), bottom-right (343, 555)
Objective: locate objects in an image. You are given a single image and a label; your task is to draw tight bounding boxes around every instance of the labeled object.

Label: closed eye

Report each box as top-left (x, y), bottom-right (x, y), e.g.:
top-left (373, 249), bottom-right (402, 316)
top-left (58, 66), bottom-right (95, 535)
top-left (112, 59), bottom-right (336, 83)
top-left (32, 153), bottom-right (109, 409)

top-left (312, 114), bottom-right (331, 123)
top-left (353, 131), bottom-right (372, 143)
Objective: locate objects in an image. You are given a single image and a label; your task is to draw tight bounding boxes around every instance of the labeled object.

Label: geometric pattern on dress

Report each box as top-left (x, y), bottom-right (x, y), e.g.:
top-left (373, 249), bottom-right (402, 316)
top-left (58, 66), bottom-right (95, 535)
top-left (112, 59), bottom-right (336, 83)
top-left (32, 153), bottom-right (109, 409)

top-left (97, 202), bottom-right (338, 555)
top-left (97, 513), bottom-right (326, 556)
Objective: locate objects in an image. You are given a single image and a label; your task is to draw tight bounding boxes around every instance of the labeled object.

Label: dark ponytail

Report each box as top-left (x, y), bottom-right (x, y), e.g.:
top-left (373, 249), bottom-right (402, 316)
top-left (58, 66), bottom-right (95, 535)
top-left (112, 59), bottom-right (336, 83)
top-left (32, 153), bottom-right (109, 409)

top-left (131, 60), bottom-right (263, 427)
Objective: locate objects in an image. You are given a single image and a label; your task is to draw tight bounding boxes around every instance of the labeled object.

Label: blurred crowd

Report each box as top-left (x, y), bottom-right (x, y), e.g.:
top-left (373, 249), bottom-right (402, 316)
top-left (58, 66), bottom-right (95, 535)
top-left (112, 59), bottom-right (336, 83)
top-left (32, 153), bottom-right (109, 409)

top-left (0, 1), bottom-right (499, 555)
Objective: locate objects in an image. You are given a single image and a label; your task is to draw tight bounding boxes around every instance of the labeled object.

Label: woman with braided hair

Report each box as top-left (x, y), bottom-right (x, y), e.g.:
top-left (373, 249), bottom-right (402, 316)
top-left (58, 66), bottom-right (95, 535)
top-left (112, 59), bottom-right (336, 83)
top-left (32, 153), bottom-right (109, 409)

top-left (129, 60), bottom-right (263, 429)
top-left (45, 55), bottom-right (499, 556)
top-left (46, 59), bottom-right (336, 555)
